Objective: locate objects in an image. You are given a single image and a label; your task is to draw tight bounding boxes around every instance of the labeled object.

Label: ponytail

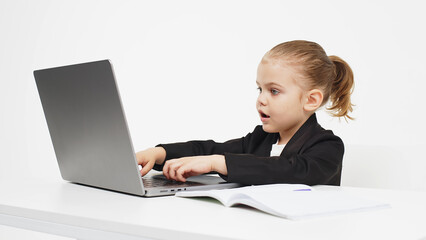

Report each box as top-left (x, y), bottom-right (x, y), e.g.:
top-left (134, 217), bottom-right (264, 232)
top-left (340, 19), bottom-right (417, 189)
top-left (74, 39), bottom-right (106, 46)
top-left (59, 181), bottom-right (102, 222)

top-left (327, 55), bottom-right (354, 120)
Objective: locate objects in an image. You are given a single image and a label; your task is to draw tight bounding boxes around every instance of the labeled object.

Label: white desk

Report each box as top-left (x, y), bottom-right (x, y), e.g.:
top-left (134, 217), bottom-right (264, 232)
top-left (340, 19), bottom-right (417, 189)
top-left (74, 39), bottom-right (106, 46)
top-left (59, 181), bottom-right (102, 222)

top-left (1, 177), bottom-right (426, 240)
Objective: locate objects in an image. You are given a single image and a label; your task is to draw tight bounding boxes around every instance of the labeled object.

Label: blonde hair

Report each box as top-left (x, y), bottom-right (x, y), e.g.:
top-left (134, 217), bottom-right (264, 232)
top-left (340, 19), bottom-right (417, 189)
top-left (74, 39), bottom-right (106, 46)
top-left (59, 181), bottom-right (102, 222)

top-left (264, 40), bottom-right (355, 120)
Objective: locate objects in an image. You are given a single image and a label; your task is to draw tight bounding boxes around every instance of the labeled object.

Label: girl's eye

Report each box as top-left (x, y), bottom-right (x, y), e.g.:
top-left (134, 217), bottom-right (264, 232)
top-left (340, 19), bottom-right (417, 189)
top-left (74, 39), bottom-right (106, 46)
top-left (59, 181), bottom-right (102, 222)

top-left (271, 89), bottom-right (279, 95)
top-left (257, 87), bottom-right (262, 93)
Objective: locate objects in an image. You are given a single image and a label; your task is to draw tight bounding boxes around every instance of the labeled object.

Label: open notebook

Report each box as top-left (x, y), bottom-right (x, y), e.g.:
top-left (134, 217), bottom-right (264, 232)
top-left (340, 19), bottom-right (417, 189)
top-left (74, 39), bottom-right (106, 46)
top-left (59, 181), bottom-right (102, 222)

top-left (175, 184), bottom-right (390, 220)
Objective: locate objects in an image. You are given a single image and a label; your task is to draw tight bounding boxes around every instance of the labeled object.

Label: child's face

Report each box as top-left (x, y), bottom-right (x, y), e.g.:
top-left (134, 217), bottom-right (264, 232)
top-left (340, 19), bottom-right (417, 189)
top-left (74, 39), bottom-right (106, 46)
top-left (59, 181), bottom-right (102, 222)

top-left (256, 59), bottom-right (309, 138)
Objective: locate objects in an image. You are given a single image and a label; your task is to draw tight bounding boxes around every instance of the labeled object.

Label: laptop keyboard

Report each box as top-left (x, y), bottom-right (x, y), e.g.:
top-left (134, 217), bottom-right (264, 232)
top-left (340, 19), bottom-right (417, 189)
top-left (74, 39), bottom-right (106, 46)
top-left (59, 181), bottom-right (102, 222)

top-left (142, 175), bottom-right (203, 188)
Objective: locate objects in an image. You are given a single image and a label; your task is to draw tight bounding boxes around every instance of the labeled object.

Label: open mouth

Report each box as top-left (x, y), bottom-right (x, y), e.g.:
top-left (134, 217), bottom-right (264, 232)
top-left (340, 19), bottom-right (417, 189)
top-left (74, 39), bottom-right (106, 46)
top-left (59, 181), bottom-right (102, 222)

top-left (259, 111), bottom-right (270, 119)
top-left (261, 113), bottom-right (270, 118)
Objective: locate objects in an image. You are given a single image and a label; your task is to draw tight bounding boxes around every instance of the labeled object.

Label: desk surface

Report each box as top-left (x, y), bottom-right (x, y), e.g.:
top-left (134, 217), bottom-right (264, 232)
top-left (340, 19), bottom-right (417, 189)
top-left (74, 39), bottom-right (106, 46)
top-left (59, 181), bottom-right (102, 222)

top-left (1, 177), bottom-right (426, 240)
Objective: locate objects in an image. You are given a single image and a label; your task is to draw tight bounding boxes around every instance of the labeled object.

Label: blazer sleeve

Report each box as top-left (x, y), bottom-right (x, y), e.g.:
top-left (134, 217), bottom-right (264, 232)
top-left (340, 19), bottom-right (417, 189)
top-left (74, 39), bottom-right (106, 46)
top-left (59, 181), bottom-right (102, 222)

top-left (152, 131), bottom-right (254, 171)
top-left (224, 132), bottom-right (344, 186)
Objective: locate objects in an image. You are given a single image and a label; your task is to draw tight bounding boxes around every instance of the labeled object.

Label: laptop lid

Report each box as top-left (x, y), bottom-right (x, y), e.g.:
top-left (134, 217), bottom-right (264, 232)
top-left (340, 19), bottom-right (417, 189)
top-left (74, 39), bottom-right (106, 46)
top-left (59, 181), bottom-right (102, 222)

top-left (35, 60), bottom-right (241, 197)
top-left (34, 60), bottom-right (146, 196)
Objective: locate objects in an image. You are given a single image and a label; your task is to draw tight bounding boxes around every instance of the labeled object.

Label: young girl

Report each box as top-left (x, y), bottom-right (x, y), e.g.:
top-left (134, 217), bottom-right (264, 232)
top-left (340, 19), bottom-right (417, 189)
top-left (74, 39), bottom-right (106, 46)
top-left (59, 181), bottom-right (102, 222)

top-left (136, 40), bottom-right (354, 186)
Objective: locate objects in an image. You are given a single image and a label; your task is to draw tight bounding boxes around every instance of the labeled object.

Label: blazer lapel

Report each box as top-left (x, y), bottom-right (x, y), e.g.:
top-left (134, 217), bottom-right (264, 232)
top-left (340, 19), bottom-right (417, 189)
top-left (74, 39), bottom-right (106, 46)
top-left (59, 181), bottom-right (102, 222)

top-left (281, 113), bottom-right (319, 158)
top-left (260, 132), bottom-right (279, 157)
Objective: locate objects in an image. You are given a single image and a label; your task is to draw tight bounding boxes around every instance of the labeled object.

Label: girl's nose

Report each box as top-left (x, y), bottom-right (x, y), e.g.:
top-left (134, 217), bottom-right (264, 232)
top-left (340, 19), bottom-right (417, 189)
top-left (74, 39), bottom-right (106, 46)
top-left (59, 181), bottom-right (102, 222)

top-left (257, 92), bottom-right (267, 106)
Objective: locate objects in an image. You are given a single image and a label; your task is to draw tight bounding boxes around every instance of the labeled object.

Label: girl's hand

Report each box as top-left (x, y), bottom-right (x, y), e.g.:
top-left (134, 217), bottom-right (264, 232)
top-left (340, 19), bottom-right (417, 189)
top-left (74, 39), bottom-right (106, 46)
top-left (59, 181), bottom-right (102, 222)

top-left (135, 147), bottom-right (166, 176)
top-left (163, 155), bottom-right (227, 182)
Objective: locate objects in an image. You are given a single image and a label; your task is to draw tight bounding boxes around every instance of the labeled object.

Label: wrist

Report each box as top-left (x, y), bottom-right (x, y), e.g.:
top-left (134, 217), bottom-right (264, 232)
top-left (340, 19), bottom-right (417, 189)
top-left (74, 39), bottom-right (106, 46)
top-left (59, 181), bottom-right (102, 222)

top-left (154, 147), bottom-right (166, 165)
top-left (211, 155), bottom-right (227, 175)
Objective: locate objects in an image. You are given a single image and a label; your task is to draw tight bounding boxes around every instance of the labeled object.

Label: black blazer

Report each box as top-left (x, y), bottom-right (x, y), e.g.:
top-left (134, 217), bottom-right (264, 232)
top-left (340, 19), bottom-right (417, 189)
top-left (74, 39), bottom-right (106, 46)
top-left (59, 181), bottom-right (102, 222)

top-left (154, 113), bottom-right (344, 186)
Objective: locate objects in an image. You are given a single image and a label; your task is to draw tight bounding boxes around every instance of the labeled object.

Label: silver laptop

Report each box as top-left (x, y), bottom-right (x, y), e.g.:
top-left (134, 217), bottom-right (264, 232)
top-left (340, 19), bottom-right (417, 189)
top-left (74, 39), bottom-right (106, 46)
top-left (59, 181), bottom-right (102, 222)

top-left (34, 60), bottom-right (240, 197)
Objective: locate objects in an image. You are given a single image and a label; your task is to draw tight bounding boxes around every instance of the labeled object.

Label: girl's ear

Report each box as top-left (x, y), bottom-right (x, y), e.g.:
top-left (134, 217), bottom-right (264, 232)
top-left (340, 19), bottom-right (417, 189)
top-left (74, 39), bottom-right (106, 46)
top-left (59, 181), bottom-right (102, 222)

top-left (303, 89), bottom-right (323, 112)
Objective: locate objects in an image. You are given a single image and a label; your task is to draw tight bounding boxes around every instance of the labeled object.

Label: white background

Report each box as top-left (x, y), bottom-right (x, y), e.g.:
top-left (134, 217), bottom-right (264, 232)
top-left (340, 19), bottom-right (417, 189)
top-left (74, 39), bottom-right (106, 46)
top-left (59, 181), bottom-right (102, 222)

top-left (1, 0), bottom-right (426, 238)
top-left (1, 0), bottom-right (426, 186)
